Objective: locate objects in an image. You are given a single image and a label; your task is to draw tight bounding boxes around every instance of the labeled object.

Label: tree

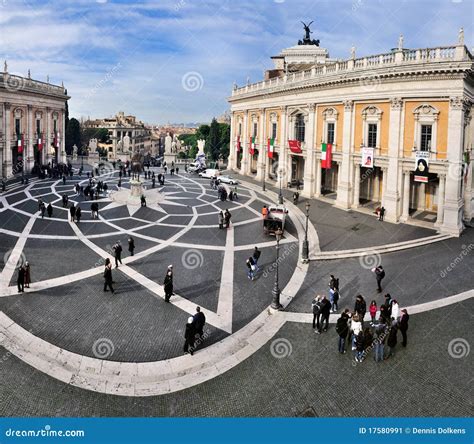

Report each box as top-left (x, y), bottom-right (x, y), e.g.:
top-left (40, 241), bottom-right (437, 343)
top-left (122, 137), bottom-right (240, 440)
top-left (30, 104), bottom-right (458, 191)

top-left (65, 118), bottom-right (81, 154)
top-left (81, 127), bottom-right (109, 147)
top-left (219, 123), bottom-right (230, 160)
top-left (196, 124), bottom-right (210, 142)
top-left (208, 118), bottom-right (220, 161)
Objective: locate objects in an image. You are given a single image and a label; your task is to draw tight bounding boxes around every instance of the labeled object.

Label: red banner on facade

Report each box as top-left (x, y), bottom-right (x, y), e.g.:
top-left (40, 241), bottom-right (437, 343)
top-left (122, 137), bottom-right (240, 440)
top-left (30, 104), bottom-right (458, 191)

top-left (288, 140), bottom-right (302, 154)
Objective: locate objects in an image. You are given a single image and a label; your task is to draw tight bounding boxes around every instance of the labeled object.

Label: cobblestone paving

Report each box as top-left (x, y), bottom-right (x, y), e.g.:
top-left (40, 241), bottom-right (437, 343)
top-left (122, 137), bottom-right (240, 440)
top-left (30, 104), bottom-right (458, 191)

top-left (0, 301), bottom-right (471, 417)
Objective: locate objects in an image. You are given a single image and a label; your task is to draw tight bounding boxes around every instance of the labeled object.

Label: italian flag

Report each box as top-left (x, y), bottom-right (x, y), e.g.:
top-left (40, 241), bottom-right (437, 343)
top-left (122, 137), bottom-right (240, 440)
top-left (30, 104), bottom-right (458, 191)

top-left (249, 136), bottom-right (256, 155)
top-left (267, 138), bottom-right (275, 159)
top-left (37, 133), bottom-right (43, 151)
top-left (17, 134), bottom-right (23, 154)
top-left (321, 143), bottom-right (332, 169)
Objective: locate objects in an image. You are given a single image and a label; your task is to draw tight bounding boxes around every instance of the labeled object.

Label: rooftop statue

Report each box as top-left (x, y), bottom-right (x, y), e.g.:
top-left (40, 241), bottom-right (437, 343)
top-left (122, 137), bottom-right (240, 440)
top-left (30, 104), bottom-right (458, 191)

top-left (298, 21), bottom-right (320, 46)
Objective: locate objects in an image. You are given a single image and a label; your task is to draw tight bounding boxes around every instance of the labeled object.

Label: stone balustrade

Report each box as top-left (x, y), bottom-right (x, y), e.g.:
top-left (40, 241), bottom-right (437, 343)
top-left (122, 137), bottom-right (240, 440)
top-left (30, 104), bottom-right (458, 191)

top-left (0, 72), bottom-right (66, 97)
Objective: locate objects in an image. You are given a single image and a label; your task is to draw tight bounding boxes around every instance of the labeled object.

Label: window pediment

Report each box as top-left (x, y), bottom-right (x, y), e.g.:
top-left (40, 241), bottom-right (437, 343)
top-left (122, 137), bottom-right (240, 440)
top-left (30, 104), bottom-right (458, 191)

top-left (362, 105), bottom-right (383, 120)
top-left (322, 107), bottom-right (338, 119)
top-left (413, 104), bottom-right (439, 121)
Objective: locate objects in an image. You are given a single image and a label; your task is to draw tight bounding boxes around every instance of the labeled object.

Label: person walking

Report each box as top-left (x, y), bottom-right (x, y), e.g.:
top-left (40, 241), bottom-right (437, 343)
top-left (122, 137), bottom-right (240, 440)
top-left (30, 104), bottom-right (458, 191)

top-left (38, 198), bottom-right (43, 212)
top-left (399, 309), bottom-right (409, 347)
top-left (261, 205), bottom-right (268, 220)
top-left (183, 316), bottom-right (196, 355)
top-left (193, 306), bottom-right (206, 341)
top-left (379, 206), bottom-right (385, 221)
top-left (374, 265), bottom-right (385, 293)
top-left (319, 295), bottom-right (331, 333)
top-left (311, 295), bottom-right (322, 332)
top-left (75, 205), bottom-right (82, 223)
top-left (24, 261), bottom-right (31, 288)
top-left (369, 300), bottom-right (377, 325)
top-left (128, 237), bottom-right (135, 256)
top-left (103, 258), bottom-right (114, 293)
top-left (354, 295), bottom-right (367, 322)
top-left (252, 246), bottom-right (261, 272)
top-left (246, 256), bottom-right (256, 280)
top-left (329, 286), bottom-right (339, 313)
top-left (336, 312), bottom-right (349, 354)
top-left (113, 241), bottom-right (123, 268)
top-left (218, 210), bottom-right (224, 229)
top-left (69, 203), bottom-right (76, 222)
top-left (47, 203), bottom-right (53, 218)
top-left (164, 265), bottom-right (173, 302)
top-left (224, 209), bottom-right (231, 229)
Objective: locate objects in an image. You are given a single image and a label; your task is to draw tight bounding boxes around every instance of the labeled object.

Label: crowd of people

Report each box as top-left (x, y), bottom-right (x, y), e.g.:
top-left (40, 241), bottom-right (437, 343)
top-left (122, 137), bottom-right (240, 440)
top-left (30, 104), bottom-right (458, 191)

top-left (312, 273), bottom-right (410, 363)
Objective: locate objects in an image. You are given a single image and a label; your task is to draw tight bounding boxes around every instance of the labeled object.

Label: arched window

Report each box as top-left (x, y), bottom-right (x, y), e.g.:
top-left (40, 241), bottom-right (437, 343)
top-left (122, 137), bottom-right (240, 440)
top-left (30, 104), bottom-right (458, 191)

top-left (294, 114), bottom-right (305, 142)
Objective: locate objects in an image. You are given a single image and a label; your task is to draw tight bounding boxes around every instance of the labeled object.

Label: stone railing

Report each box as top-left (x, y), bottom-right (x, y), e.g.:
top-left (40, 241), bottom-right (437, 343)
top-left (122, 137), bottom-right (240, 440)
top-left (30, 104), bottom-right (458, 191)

top-left (232, 45), bottom-right (472, 97)
top-left (0, 72), bottom-right (66, 96)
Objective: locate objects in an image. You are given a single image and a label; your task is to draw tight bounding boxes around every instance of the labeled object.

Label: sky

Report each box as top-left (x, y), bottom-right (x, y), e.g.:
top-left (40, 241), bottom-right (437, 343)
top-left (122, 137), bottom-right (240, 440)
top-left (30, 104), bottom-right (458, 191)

top-left (1, 0), bottom-right (472, 124)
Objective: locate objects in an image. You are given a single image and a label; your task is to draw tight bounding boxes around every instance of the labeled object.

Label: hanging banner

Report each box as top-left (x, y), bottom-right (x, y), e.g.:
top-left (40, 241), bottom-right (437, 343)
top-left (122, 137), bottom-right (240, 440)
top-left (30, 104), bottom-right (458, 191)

top-left (267, 138), bottom-right (275, 159)
top-left (361, 147), bottom-right (374, 168)
top-left (321, 143), bottom-right (332, 169)
top-left (236, 135), bottom-right (240, 153)
top-left (288, 139), bottom-right (302, 154)
top-left (249, 137), bottom-right (256, 155)
top-left (38, 133), bottom-right (43, 151)
top-left (414, 151), bottom-right (429, 183)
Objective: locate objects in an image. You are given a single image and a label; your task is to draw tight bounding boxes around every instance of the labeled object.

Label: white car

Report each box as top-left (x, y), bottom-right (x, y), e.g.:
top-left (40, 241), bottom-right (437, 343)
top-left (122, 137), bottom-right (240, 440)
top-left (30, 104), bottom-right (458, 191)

top-left (199, 169), bottom-right (220, 179)
top-left (216, 175), bottom-right (239, 185)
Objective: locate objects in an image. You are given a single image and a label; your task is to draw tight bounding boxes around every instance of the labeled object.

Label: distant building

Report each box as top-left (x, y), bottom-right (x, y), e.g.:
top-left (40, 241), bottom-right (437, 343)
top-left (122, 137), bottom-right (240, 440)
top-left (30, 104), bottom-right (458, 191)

top-left (0, 66), bottom-right (69, 178)
top-left (83, 111), bottom-right (153, 158)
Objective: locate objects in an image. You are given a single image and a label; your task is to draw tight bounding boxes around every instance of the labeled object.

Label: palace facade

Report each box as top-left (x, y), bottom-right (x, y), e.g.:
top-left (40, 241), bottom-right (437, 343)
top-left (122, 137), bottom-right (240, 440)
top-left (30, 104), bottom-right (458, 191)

top-left (228, 31), bottom-right (474, 236)
top-left (0, 66), bottom-right (69, 179)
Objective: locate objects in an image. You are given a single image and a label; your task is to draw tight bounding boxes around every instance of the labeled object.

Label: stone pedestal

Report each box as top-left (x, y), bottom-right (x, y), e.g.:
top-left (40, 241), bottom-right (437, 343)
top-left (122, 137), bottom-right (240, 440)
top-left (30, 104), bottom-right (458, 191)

top-left (130, 179), bottom-right (144, 198)
top-left (164, 153), bottom-right (177, 166)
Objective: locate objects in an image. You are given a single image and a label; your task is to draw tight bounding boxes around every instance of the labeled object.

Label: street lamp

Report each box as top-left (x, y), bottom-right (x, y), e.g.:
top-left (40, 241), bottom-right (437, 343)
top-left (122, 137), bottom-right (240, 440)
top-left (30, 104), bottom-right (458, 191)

top-left (278, 167), bottom-right (284, 204)
top-left (271, 228), bottom-right (283, 310)
top-left (302, 201), bottom-right (310, 263)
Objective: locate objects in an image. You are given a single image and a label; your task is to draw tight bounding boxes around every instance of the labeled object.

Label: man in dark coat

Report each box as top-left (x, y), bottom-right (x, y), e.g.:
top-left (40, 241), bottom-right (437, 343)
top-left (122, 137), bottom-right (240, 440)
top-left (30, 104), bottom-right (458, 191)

top-left (354, 295), bottom-right (367, 322)
top-left (128, 237), bottom-right (135, 256)
top-left (311, 295), bottom-right (322, 331)
top-left (17, 265), bottom-right (25, 293)
top-left (399, 309), bottom-right (410, 347)
top-left (69, 203), bottom-right (76, 222)
top-left (336, 311), bottom-right (349, 353)
top-left (164, 265), bottom-right (173, 302)
top-left (386, 323), bottom-right (398, 359)
top-left (374, 265), bottom-right (385, 292)
top-left (193, 306), bottom-right (206, 341)
top-left (319, 295), bottom-right (331, 333)
top-left (103, 258), bottom-right (114, 293)
top-left (183, 316), bottom-right (196, 355)
top-left (252, 246), bottom-right (261, 271)
top-left (47, 203), bottom-right (53, 218)
top-left (113, 241), bottom-right (122, 268)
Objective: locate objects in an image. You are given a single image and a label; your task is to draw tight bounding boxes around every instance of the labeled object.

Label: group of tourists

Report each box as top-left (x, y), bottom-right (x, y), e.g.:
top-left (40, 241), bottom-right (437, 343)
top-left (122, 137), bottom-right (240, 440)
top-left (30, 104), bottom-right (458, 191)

top-left (311, 273), bottom-right (410, 363)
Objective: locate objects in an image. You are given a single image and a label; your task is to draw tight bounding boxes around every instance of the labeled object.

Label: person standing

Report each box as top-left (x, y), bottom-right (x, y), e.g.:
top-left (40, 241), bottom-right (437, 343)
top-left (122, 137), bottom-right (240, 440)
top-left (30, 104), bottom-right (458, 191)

top-left (24, 261), bottom-right (31, 288)
top-left (261, 205), bottom-right (268, 220)
top-left (141, 195), bottom-right (147, 207)
top-left (183, 317), bottom-right (196, 355)
top-left (128, 237), bottom-right (135, 256)
top-left (47, 203), bottom-right (53, 218)
top-left (369, 300), bottom-right (377, 325)
top-left (17, 265), bottom-right (25, 293)
top-left (252, 246), bottom-right (261, 271)
top-left (311, 295), bottom-right (322, 332)
top-left (75, 205), bottom-right (82, 223)
top-left (103, 258), bottom-right (114, 293)
top-left (329, 286), bottom-right (339, 313)
top-left (319, 295), bottom-right (331, 333)
top-left (38, 198), bottom-right (43, 212)
top-left (385, 322), bottom-right (398, 359)
top-left (373, 323), bottom-right (386, 363)
top-left (193, 306), bottom-right (206, 341)
top-left (224, 209), bottom-right (232, 229)
top-left (336, 311), bottom-right (349, 354)
top-left (40, 202), bottom-right (46, 219)
top-left (379, 206), bottom-right (385, 221)
top-left (164, 265), bottom-right (173, 302)
top-left (113, 241), bottom-right (123, 268)
top-left (391, 299), bottom-right (400, 321)
top-left (355, 331), bottom-right (365, 362)
top-left (218, 211), bottom-right (224, 229)
top-left (69, 203), bottom-right (76, 222)
top-left (399, 309), bottom-right (410, 347)
top-left (354, 295), bottom-right (367, 322)
top-left (374, 265), bottom-right (385, 293)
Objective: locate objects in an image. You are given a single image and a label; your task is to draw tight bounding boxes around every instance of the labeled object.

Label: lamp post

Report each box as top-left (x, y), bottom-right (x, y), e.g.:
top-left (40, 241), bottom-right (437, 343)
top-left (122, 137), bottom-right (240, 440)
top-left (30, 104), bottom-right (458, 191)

top-left (302, 201), bottom-right (310, 263)
top-left (271, 228), bottom-right (283, 310)
top-left (278, 166), bottom-right (284, 204)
